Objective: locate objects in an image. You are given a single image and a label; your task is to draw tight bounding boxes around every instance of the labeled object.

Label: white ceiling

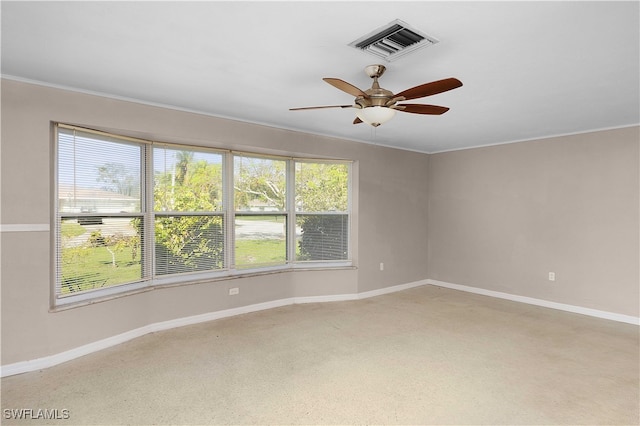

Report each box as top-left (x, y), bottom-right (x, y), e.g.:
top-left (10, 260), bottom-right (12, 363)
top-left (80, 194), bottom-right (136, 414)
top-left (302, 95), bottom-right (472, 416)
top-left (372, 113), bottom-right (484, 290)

top-left (2, 1), bottom-right (639, 153)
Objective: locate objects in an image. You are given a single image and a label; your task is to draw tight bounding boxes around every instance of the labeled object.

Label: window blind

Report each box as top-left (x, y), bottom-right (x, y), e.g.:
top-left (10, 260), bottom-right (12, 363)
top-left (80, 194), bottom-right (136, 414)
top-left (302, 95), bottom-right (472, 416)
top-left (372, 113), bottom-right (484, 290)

top-left (56, 127), bottom-right (146, 297)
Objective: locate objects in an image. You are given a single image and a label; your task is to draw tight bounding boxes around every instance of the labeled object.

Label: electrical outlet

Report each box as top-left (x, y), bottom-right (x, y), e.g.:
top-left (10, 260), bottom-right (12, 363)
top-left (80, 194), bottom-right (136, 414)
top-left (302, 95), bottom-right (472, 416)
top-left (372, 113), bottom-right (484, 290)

top-left (380, 262), bottom-right (384, 271)
top-left (229, 287), bottom-right (239, 295)
top-left (548, 272), bottom-right (555, 281)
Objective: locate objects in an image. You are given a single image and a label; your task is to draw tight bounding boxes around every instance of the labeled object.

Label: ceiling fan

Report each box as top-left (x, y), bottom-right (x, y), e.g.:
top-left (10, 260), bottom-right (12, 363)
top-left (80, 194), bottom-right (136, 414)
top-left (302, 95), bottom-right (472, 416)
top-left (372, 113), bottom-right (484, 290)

top-left (290, 64), bottom-right (462, 127)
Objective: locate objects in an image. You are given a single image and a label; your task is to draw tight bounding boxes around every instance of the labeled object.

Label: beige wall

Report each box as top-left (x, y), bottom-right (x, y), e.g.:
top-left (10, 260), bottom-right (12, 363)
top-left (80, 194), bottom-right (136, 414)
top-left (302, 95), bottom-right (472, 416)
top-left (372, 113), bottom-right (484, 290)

top-left (2, 78), bottom-right (638, 367)
top-left (1, 79), bottom-right (429, 364)
top-left (427, 127), bottom-right (640, 317)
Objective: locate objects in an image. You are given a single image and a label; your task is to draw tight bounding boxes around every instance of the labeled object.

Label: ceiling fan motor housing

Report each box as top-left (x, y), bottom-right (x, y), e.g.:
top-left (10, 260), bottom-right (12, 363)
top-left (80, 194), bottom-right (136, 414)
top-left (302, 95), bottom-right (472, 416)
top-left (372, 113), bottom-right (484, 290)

top-left (357, 65), bottom-right (396, 108)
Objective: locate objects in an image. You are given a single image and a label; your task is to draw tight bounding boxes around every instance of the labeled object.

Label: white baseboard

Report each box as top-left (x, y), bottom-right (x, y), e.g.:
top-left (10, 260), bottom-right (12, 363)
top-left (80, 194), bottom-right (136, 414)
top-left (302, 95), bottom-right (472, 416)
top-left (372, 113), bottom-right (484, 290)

top-left (0, 280), bottom-right (426, 378)
top-left (3, 278), bottom-right (636, 378)
top-left (357, 279), bottom-right (429, 299)
top-left (425, 279), bottom-right (640, 326)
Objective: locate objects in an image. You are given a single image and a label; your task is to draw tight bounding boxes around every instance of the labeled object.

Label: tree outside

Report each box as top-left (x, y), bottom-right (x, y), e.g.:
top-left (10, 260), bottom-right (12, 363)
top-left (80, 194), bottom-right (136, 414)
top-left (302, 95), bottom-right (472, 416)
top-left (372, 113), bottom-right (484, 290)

top-left (234, 156), bottom-right (286, 211)
top-left (295, 162), bottom-right (349, 261)
top-left (154, 148), bottom-right (224, 274)
top-left (60, 143), bottom-right (350, 294)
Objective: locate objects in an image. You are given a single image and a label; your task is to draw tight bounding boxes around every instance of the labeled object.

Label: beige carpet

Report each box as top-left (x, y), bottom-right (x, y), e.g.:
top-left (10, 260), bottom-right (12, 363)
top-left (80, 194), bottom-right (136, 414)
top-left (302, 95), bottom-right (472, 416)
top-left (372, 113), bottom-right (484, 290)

top-left (2, 285), bottom-right (639, 425)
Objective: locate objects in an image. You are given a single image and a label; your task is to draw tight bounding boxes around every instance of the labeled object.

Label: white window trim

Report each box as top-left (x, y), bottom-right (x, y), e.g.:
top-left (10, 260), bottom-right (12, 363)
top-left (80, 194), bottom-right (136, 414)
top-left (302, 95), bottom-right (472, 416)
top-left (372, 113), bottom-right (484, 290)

top-left (53, 124), bottom-right (353, 307)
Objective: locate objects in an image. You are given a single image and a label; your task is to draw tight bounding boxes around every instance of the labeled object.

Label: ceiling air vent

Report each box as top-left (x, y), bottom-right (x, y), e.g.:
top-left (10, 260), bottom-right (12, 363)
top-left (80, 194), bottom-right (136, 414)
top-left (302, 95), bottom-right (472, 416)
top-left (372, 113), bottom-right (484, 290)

top-left (349, 19), bottom-right (439, 62)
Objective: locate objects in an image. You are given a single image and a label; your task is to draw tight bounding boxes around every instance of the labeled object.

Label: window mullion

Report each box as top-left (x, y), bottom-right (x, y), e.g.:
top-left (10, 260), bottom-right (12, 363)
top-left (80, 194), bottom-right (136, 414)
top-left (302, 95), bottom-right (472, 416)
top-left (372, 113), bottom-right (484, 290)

top-left (226, 152), bottom-right (235, 270)
top-left (287, 160), bottom-right (296, 264)
top-left (347, 162), bottom-right (353, 260)
top-left (144, 144), bottom-right (154, 280)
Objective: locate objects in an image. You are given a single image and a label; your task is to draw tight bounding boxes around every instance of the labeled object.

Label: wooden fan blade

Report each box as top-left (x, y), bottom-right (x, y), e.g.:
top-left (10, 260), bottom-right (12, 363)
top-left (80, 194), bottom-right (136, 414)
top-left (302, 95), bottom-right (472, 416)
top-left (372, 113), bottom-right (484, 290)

top-left (394, 78), bottom-right (462, 101)
top-left (353, 117), bottom-right (363, 124)
top-left (289, 105), bottom-right (354, 111)
top-left (396, 104), bottom-right (450, 115)
top-left (323, 78), bottom-right (369, 98)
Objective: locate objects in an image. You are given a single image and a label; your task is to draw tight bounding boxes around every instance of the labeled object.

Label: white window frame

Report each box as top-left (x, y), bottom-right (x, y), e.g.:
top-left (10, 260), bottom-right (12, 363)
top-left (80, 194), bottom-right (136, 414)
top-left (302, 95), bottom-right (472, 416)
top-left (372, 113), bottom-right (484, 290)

top-left (292, 159), bottom-right (352, 268)
top-left (53, 124), bottom-right (352, 307)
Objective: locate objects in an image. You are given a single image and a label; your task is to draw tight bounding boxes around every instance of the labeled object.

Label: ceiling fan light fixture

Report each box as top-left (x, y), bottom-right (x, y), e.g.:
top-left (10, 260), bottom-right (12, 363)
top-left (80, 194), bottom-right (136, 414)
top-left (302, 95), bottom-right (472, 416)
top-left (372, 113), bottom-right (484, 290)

top-left (356, 106), bottom-right (396, 127)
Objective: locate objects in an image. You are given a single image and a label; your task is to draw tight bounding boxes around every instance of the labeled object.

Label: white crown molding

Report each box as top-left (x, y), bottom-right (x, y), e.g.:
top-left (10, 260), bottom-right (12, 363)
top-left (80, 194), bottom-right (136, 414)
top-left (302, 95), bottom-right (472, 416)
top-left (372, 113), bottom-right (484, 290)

top-left (428, 124), bottom-right (640, 154)
top-left (0, 74), bottom-right (389, 154)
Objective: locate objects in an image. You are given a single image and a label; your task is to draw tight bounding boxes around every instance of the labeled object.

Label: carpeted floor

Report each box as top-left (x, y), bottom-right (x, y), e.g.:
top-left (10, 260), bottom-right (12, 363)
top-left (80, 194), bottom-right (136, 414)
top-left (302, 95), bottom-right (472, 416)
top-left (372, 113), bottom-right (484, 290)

top-left (2, 285), bottom-right (639, 425)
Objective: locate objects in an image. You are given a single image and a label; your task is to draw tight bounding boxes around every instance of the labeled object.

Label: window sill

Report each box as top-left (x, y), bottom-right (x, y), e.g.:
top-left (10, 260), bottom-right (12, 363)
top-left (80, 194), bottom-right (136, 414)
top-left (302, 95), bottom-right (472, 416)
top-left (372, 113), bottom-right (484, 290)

top-left (50, 263), bottom-right (356, 312)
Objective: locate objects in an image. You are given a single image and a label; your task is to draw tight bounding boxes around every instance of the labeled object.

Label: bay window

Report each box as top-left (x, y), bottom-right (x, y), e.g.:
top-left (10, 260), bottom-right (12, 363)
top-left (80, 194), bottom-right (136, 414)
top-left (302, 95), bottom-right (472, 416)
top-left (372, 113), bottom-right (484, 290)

top-left (54, 124), bottom-right (352, 305)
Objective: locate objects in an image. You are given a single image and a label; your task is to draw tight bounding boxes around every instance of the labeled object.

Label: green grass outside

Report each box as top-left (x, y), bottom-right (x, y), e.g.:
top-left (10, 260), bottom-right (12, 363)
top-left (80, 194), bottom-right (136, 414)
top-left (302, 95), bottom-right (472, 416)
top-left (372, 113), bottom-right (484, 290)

top-left (61, 235), bottom-right (300, 294)
top-left (61, 221), bottom-right (86, 238)
top-left (235, 238), bottom-right (286, 268)
top-left (61, 245), bottom-right (141, 294)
